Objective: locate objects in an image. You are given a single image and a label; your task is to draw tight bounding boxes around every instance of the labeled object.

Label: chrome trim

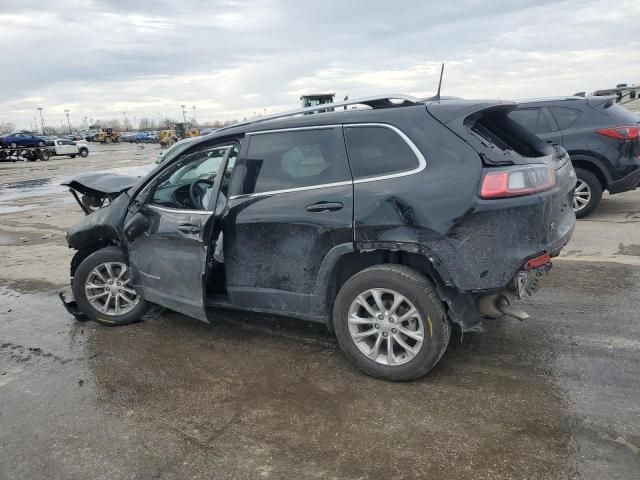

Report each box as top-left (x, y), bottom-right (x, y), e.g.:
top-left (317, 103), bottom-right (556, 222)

top-left (147, 204), bottom-right (213, 215)
top-left (229, 123), bottom-right (426, 199)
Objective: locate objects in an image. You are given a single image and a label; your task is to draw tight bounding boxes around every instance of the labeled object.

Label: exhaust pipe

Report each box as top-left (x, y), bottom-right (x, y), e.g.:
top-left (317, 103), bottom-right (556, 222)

top-left (477, 293), bottom-right (530, 321)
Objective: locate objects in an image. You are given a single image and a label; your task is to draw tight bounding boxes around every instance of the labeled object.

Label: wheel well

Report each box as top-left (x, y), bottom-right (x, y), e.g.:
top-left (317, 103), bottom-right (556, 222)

top-left (70, 240), bottom-right (117, 277)
top-left (326, 250), bottom-right (443, 317)
top-left (571, 159), bottom-right (607, 189)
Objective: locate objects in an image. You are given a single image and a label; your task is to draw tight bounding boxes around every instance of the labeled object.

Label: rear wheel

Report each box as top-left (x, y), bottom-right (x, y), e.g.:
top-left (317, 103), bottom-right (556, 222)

top-left (72, 246), bottom-right (149, 326)
top-left (79, 148), bottom-right (89, 158)
top-left (573, 168), bottom-right (602, 218)
top-left (105, 136), bottom-right (112, 143)
top-left (333, 264), bottom-right (451, 381)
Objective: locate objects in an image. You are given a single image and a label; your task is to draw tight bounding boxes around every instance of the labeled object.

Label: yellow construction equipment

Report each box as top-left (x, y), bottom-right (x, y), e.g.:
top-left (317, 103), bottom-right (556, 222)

top-left (159, 123), bottom-right (199, 147)
top-left (94, 128), bottom-right (121, 144)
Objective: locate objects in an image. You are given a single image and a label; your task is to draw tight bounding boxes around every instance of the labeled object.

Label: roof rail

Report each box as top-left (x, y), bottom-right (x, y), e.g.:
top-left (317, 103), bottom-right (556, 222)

top-left (216, 94), bottom-right (422, 133)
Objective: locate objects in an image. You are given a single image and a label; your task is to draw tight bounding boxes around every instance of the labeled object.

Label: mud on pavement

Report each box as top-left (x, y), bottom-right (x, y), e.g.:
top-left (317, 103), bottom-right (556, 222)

top-left (1, 144), bottom-right (639, 479)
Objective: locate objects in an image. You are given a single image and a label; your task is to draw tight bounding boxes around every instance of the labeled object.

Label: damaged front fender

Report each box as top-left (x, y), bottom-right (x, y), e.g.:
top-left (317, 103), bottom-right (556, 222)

top-left (66, 193), bottom-right (132, 250)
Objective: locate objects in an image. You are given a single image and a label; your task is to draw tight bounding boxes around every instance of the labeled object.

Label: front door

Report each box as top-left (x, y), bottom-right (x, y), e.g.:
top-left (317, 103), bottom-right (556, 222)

top-left (126, 145), bottom-right (233, 321)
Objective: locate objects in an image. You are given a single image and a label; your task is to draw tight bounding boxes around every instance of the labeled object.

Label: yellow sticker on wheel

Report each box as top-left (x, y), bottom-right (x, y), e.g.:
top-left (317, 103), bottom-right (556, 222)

top-left (427, 316), bottom-right (433, 338)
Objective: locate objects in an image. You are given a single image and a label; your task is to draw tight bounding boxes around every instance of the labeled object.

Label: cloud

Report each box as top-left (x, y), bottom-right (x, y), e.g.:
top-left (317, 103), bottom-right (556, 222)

top-left (0, 0), bottom-right (638, 129)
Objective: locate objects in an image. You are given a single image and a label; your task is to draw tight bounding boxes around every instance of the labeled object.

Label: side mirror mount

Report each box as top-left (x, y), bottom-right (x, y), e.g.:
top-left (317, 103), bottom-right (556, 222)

top-left (124, 210), bottom-right (149, 241)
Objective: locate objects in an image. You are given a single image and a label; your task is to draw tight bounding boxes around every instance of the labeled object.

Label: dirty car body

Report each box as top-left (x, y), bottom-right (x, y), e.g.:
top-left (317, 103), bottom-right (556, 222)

top-left (62, 95), bottom-right (576, 380)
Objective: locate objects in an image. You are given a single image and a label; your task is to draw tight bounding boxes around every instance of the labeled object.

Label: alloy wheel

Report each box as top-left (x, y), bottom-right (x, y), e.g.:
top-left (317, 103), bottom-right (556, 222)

top-left (572, 179), bottom-right (591, 212)
top-left (347, 288), bottom-right (425, 366)
top-left (84, 261), bottom-right (139, 316)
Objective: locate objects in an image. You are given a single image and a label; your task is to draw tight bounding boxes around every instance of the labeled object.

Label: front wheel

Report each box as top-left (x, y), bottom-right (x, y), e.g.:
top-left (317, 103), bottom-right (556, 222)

top-left (72, 246), bottom-right (149, 326)
top-left (573, 168), bottom-right (603, 218)
top-left (333, 265), bottom-right (451, 381)
top-left (79, 148), bottom-right (89, 158)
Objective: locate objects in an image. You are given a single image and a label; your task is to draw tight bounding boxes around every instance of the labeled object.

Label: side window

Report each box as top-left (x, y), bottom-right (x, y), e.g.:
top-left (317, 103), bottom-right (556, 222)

top-left (150, 147), bottom-right (229, 210)
top-left (549, 107), bottom-right (582, 130)
top-left (242, 128), bottom-right (349, 194)
top-left (508, 108), bottom-right (554, 134)
top-left (344, 125), bottom-right (420, 180)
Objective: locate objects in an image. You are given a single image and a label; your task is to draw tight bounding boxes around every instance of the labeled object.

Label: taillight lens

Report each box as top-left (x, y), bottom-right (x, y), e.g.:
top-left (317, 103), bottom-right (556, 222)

top-left (480, 164), bottom-right (556, 199)
top-left (595, 126), bottom-right (640, 140)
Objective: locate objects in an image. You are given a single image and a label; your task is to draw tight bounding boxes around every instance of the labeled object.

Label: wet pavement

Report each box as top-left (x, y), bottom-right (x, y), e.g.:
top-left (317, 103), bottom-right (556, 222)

top-left (1, 144), bottom-right (639, 479)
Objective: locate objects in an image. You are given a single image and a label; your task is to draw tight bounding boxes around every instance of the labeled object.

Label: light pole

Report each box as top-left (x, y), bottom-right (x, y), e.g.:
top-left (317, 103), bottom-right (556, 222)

top-left (192, 105), bottom-right (197, 125)
top-left (64, 109), bottom-right (72, 133)
top-left (84, 116), bottom-right (88, 130)
top-left (37, 107), bottom-right (45, 135)
top-left (180, 104), bottom-right (187, 123)
top-left (122, 111), bottom-right (127, 130)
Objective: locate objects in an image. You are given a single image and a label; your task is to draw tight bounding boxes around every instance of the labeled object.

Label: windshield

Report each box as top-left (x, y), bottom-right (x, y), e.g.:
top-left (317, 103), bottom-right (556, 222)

top-left (155, 140), bottom-right (194, 164)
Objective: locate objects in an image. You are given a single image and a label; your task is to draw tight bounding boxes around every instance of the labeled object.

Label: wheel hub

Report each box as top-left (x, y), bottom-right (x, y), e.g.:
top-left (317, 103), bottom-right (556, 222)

top-left (84, 261), bottom-right (139, 316)
top-left (347, 288), bottom-right (425, 366)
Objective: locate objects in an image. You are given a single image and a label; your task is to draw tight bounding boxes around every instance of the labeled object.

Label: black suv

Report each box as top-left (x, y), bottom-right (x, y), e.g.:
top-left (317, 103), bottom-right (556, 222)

top-left (512, 96), bottom-right (640, 217)
top-left (61, 95), bottom-right (575, 380)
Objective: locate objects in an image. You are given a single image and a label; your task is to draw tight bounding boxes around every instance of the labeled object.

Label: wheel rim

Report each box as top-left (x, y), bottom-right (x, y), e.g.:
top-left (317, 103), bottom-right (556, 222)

top-left (572, 179), bottom-right (591, 212)
top-left (84, 262), bottom-right (139, 316)
top-left (348, 288), bottom-right (425, 366)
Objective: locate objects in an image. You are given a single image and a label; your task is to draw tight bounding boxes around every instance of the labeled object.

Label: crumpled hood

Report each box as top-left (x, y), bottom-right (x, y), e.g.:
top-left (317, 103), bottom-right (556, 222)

top-left (61, 163), bottom-right (155, 196)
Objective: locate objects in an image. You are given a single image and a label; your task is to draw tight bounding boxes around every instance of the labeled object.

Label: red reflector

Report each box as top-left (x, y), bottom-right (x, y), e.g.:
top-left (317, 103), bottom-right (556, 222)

top-left (525, 252), bottom-right (551, 269)
top-left (595, 126), bottom-right (640, 140)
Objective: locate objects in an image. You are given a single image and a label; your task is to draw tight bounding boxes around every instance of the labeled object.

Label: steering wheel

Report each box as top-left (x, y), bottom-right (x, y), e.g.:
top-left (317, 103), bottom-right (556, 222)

top-left (189, 178), bottom-right (214, 209)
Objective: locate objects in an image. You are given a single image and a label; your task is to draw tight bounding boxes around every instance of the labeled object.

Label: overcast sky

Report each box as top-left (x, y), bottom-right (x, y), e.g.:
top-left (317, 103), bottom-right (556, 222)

top-left (1, 0), bottom-right (638, 130)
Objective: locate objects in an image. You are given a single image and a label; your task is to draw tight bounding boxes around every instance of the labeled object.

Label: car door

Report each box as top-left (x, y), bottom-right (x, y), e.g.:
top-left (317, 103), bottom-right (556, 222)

top-left (55, 140), bottom-right (73, 155)
top-left (125, 144), bottom-right (234, 321)
top-left (222, 126), bottom-right (353, 317)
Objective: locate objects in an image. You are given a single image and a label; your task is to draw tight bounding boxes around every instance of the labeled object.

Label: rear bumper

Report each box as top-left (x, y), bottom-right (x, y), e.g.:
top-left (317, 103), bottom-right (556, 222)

top-left (608, 167), bottom-right (640, 194)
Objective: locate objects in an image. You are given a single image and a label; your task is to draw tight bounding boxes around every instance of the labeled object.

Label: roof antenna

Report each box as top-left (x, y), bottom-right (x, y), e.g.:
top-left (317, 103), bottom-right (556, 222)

top-left (434, 62), bottom-right (445, 101)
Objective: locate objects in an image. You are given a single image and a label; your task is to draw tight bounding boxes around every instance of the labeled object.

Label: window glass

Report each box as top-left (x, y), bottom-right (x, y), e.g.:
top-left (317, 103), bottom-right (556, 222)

top-left (344, 126), bottom-right (420, 179)
top-left (150, 147), bottom-right (233, 210)
top-left (549, 107), bottom-right (582, 130)
top-left (508, 108), bottom-right (554, 134)
top-left (242, 128), bottom-right (349, 194)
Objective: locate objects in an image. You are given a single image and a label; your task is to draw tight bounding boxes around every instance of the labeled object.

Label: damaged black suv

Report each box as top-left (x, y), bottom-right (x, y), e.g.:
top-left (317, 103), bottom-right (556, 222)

top-left (62, 95), bottom-right (576, 381)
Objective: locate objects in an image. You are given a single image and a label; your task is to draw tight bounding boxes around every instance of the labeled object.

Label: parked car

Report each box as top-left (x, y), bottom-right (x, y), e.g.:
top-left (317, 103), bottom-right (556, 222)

top-left (512, 96), bottom-right (640, 217)
top-left (0, 132), bottom-right (47, 148)
top-left (120, 132), bottom-right (136, 142)
top-left (65, 134), bottom-right (85, 142)
top-left (131, 131), bottom-right (156, 143)
top-left (49, 138), bottom-right (89, 158)
top-left (60, 95), bottom-right (575, 381)
top-left (81, 129), bottom-right (99, 141)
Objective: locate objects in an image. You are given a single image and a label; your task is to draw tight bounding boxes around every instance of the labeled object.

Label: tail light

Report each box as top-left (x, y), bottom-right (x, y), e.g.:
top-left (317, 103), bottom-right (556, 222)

top-left (595, 126), bottom-right (640, 140)
top-left (524, 252), bottom-right (551, 269)
top-left (480, 164), bottom-right (556, 199)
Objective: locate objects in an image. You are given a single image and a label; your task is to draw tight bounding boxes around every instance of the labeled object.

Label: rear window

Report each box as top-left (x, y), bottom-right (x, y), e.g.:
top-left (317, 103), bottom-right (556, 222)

top-left (549, 107), bottom-right (582, 129)
top-left (344, 126), bottom-right (420, 179)
top-left (242, 128), bottom-right (350, 194)
top-left (467, 109), bottom-right (552, 158)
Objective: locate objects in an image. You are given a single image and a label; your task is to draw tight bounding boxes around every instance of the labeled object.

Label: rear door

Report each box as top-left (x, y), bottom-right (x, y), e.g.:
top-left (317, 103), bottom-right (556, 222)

top-left (126, 145), bottom-right (234, 321)
top-left (223, 126), bottom-right (353, 316)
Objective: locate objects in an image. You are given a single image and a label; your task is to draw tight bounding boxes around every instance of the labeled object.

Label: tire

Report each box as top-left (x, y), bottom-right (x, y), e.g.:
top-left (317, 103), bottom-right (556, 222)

top-left (38, 149), bottom-right (50, 161)
top-left (79, 148), bottom-right (89, 158)
top-left (573, 168), bottom-right (603, 219)
top-left (38, 140), bottom-right (45, 147)
top-left (72, 246), bottom-right (149, 326)
top-left (333, 264), bottom-right (451, 381)
top-left (105, 136), bottom-right (112, 144)
top-left (10, 142), bottom-right (17, 149)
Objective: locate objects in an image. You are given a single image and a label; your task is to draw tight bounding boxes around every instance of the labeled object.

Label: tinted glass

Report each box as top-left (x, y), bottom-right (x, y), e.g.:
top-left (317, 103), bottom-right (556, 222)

top-left (242, 128), bottom-right (349, 194)
top-left (344, 126), bottom-right (419, 179)
top-left (508, 108), bottom-right (554, 134)
top-left (549, 107), bottom-right (582, 129)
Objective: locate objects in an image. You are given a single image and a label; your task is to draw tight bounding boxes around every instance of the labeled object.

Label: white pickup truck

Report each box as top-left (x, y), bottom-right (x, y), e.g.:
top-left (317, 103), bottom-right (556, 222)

top-left (49, 138), bottom-right (90, 158)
